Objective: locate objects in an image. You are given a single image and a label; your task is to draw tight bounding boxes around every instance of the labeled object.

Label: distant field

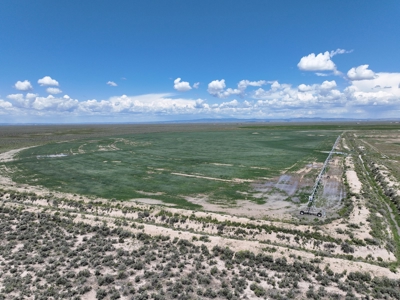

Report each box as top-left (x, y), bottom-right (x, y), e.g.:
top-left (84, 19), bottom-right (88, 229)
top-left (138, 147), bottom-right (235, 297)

top-left (6, 128), bottom-right (338, 208)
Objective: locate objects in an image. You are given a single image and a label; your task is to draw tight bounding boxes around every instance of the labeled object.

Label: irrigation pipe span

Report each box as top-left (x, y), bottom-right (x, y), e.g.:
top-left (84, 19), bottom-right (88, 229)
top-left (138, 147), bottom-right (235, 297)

top-left (308, 134), bottom-right (342, 205)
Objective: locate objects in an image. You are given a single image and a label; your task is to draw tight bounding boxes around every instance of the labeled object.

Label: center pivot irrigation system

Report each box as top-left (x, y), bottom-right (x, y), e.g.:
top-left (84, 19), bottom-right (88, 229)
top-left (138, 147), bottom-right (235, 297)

top-left (300, 134), bottom-right (342, 218)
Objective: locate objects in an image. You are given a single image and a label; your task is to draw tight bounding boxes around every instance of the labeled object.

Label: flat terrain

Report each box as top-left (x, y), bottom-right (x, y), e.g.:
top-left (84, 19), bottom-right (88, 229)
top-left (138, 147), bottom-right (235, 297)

top-left (4, 127), bottom-right (339, 215)
top-left (0, 122), bottom-right (399, 299)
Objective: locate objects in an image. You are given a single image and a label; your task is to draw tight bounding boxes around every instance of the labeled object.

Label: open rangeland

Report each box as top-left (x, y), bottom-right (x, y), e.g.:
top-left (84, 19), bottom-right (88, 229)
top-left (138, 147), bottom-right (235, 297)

top-left (0, 123), bottom-right (399, 299)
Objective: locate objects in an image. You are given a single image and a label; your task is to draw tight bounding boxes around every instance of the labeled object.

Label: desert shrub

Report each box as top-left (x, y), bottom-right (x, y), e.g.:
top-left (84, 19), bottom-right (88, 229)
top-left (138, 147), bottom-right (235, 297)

top-left (109, 287), bottom-right (121, 299)
top-left (210, 266), bottom-right (218, 276)
top-left (96, 289), bottom-right (107, 299)
top-left (79, 285), bottom-right (92, 294)
top-left (218, 287), bottom-right (233, 299)
top-left (199, 235), bottom-right (210, 242)
top-left (77, 269), bottom-right (90, 278)
top-left (351, 238), bottom-right (366, 246)
top-left (325, 267), bottom-right (334, 276)
top-left (212, 246), bottom-right (234, 261)
top-left (98, 274), bottom-right (114, 286)
top-left (201, 244), bottom-right (210, 256)
top-left (203, 288), bottom-right (217, 298)
top-left (250, 283), bottom-right (265, 297)
top-left (306, 285), bottom-right (318, 299)
top-left (235, 250), bottom-right (255, 264)
top-left (347, 223), bottom-right (360, 229)
top-left (117, 271), bottom-right (128, 279)
top-left (341, 242), bottom-right (354, 253)
top-left (323, 243), bottom-right (336, 249)
top-left (347, 271), bottom-right (371, 283)
top-left (364, 237), bottom-right (379, 245)
top-left (177, 239), bottom-right (193, 248)
top-left (318, 286), bottom-right (327, 297)
top-left (134, 261), bottom-right (144, 270)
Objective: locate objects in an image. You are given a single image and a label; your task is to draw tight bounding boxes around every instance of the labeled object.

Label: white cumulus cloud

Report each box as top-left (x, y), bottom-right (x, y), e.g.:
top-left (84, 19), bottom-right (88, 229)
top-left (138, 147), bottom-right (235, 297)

top-left (173, 78), bottom-right (192, 92)
top-left (237, 80), bottom-right (267, 91)
top-left (194, 99), bottom-right (209, 109)
top-left (345, 72), bottom-right (400, 105)
top-left (78, 93), bottom-right (202, 114)
top-left (320, 80), bottom-right (337, 90)
top-left (251, 80), bottom-right (346, 110)
top-left (219, 99), bottom-right (239, 108)
top-left (7, 93), bottom-right (30, 108)
top-left (46, 87), bottom-right (62, 94)
top-left (32, 95), bottom-right (78, 111)
top-left (347, 65), bottom-right (376, 81)
top-left (193, 82), bottom-right (200, 89)
top-left (208, 79), bottom-right (266, 98)
top-left (207, 79), bottom-right (226, 96)
top-left (107, 81), bottom-right (117, 87)
top-left (38, 76), bottom-right (59, 86)
top-left (0, 100), bottom-right (13, 109)
top-left (298, 84), bottom-right (313, 92)
top-left (297, 49), bottom-right (351, 75)
top-left (298, 80), bottom-right (337, 93)
top-left (7, 93), bottom-right (78, 111)
top-left (14, 80), bottom-right (33, 91)
top-left (297, 51), bottom-right (336, 72)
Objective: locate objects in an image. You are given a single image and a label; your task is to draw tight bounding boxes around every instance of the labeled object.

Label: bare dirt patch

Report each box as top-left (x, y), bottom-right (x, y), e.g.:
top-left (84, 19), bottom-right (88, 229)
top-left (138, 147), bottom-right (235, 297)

top-left (0, 146), bottom-right (34, 163)
top-left (131, 198), bottom-right (176, 206)
top-left (171, 172), bottom-right (254, 183)
top-left (346, 156), bottom-right (362, 194)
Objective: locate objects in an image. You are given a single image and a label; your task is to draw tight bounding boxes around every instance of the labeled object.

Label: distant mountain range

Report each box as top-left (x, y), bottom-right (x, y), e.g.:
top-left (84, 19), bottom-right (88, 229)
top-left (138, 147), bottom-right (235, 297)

top-left (159, 117), bottom-right (400, 124)
top-left (1, 117), bottom-right (400, 125)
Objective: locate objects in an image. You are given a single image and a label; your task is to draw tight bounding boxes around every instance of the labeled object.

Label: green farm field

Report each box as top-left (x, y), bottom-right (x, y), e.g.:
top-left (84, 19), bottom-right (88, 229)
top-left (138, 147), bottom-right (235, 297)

top-left (6, 127), bottom-right (339, 208)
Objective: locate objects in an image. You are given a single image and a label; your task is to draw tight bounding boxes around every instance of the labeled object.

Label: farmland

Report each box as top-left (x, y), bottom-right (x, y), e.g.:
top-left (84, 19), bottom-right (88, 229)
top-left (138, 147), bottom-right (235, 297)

top-left (5, 128), bottom-right (338, 210)
top-left (0, 122), bottom-right (400, 299)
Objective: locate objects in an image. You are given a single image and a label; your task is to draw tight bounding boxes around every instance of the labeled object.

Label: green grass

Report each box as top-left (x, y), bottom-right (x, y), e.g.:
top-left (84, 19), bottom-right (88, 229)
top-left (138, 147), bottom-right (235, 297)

top-left (6, 128), bottom-right (338, 208)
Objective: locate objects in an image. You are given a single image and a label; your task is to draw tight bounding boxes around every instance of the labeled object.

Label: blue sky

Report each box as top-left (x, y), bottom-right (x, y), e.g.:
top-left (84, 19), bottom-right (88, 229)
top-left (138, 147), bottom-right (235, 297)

top-left (1, 1), bottom-right (400, 123)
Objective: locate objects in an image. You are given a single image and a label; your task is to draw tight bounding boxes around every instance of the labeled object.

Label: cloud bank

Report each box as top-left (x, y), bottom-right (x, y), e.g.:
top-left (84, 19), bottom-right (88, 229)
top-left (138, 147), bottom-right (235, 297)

top-left (3, 72), bottom-right (400, 120)
top-left (3, 51), bottom-right (400, 121)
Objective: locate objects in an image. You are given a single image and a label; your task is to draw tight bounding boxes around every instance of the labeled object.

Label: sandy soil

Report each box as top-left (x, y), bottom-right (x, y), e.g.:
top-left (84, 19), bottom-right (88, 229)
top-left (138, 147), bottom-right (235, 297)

top-left (185, 195), bottom-right (295, 220)
top-left (131, 198), bottom-right (176, 206)
top-left (135, 190), bottom-right (165, 196)
top-left (345, 156), bottom-right (362, 194)
top-left (171, 172), bottom-right (254, 183)
top-left (341, 138), bottom-right (350, 151)
top-left (0, 146), bottom-right (34, 163)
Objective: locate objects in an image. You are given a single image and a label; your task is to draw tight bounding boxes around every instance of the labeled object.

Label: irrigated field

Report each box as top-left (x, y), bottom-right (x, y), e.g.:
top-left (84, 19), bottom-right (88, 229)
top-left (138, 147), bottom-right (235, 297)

top-left (6, 129), bottom-right (338, 210)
